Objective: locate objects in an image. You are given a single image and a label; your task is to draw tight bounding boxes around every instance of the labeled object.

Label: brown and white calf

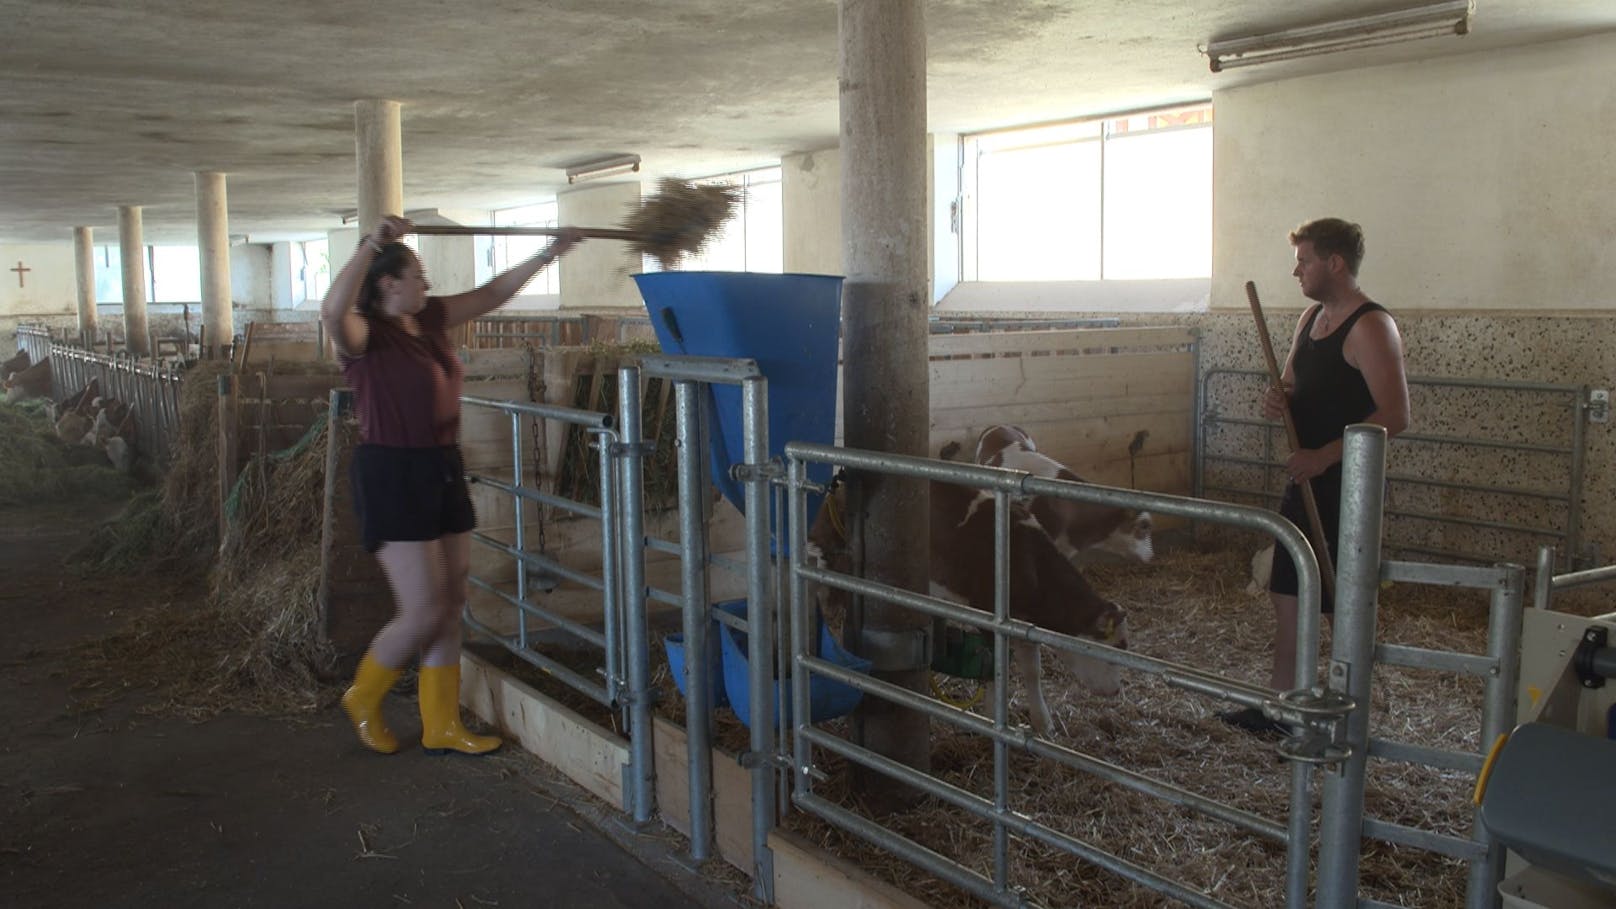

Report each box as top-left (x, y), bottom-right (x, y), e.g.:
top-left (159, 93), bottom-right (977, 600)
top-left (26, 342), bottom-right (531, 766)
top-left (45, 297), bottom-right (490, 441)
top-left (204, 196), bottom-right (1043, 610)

top-left (808, 476), bottom-right (1129, 736)
top-left (972, 424), bottom-right (1154, 565)
top-left (929, 479), bottom-right (1128, 735)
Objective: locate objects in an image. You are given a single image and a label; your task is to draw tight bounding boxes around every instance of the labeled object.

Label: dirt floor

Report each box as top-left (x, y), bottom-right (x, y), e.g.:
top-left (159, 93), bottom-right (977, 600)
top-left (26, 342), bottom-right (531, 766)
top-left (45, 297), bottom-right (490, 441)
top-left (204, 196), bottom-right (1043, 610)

top-left (0, 500), bottom-right (746, 909)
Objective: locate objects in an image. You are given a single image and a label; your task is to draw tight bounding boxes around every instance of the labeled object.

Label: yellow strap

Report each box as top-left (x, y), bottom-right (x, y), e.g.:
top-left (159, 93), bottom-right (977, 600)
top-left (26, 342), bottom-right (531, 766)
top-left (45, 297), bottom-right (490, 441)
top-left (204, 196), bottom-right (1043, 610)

top-left (1472, 731), bottom-right (1511, 806)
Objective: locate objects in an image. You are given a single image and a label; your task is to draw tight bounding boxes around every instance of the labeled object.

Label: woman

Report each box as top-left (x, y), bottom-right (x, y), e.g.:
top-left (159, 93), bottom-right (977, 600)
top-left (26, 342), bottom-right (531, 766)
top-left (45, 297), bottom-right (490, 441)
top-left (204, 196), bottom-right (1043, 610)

top-left (323, 214), bottom-right (581, 755)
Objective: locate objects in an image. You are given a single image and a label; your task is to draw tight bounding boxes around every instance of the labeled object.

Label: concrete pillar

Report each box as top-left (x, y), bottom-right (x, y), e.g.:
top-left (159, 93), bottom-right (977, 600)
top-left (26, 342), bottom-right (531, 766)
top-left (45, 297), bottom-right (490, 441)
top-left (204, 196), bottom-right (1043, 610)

top-left (354, 100), bottom-right (404, 236)
top-left (72, 227), bottom-right (97, 345)
top-left (118, 205), bottom-right (150, 357)
top-left (839, 0), bottom-right (932, 777)
top-left (196, 171), bottom-right (233, 358)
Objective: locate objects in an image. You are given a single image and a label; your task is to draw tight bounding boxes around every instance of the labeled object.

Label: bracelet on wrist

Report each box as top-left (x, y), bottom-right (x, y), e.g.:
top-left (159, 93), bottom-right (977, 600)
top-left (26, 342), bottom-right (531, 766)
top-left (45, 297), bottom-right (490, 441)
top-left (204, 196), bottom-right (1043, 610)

top-left (366, 238), bottom-right (384, 254)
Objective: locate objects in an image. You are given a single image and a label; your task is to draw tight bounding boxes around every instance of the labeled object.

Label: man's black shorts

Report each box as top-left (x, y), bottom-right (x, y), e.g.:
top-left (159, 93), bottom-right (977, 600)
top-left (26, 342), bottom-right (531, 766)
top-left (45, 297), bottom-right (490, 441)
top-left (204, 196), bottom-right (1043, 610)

top-left (350, 444), bottom-right (476, 553)
top-left (1268, 471), bottom-right (1342, 613)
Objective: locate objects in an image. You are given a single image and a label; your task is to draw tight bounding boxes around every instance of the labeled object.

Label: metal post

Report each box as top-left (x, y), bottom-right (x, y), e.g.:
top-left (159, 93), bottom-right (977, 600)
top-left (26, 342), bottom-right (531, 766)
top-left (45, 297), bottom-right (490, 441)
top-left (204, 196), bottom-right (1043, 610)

top-left (1467, 562), bottom-right (1524, 908)
top-left (674, 379), bottom-right (713, 861)
top-left (598, 423), bottom-right (624, 720)
top-left (1566, 386), bottom-right (1589, 570)
top-left (991, 490), bottom-right (1011, 894)
top-left (1533, 546), bottom-right (1555, 612)
top-left (511, 412), bottom-right (528, 649)
top-left (788, 455), bottom-right (813, 810)
top-left (741, 376), bottom-right (776, 900)
top-left (1317, 424), bottom-right (1388, 909)
top-left (615, 367), bottom-right (655, 825)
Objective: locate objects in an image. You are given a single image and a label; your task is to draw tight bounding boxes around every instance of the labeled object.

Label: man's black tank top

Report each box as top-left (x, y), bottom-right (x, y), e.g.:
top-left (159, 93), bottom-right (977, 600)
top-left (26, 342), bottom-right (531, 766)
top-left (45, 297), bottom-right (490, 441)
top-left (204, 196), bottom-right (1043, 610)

top-left (1290, 301), bottom-right (1388, 456)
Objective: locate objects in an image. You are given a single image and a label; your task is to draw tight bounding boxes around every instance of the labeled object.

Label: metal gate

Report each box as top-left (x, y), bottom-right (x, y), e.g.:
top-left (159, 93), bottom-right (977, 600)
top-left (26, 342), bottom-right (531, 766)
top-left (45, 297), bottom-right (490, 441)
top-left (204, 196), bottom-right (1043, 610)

top-left (1197, 368), bottom-right (1596, 570)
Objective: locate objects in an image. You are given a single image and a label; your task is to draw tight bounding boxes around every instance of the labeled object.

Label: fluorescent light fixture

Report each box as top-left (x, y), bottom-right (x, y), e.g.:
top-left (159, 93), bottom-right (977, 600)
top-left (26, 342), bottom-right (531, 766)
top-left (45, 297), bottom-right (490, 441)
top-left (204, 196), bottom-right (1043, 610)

top-left (565, 153), bottom-right (642, 184)
top-left (1204, 0), bottom-right (1472, 73)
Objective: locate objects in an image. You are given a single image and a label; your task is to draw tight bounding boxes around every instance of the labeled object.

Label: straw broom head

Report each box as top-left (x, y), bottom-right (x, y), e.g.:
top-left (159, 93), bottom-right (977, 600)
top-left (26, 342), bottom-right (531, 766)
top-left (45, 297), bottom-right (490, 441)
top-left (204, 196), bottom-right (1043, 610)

top-left (619, 178), bottom-right (741, 268)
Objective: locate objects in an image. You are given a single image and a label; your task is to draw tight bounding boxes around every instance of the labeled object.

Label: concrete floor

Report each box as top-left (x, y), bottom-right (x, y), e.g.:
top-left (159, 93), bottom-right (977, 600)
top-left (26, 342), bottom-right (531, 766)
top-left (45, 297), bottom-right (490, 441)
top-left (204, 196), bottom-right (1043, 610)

top-left (0, 501), bottom-right (744, 909)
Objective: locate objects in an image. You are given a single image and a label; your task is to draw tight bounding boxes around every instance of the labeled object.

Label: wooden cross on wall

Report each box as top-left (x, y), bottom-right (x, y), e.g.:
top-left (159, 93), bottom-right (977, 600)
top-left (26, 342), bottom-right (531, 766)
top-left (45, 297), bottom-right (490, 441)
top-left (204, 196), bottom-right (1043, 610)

top-left (10, 261), bottom-right (29, 288)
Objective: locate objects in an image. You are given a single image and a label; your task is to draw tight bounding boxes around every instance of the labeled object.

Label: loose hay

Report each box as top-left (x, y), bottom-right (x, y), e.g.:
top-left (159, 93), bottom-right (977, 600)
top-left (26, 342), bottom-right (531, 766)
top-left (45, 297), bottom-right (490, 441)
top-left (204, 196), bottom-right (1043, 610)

top-left (0, 399), bottom-right (133, 505)
top-left (620, 178), bottom-right (741, 268)
top-left (70, 361), bottom-right (347, 719)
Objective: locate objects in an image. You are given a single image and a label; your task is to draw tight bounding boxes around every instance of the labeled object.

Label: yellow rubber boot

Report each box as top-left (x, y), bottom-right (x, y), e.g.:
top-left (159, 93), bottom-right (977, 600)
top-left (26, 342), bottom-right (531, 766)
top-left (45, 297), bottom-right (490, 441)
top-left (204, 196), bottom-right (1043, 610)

top-left (341, 653), bottom-right (402, 754)
top-left (418, 664), bottom-right (501, 756)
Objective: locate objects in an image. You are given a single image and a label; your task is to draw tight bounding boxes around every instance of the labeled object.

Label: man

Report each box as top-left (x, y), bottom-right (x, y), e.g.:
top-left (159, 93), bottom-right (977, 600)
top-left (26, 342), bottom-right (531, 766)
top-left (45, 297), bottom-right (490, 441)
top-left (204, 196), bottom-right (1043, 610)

top-left (1222, 218), bottom-right (1410, 735)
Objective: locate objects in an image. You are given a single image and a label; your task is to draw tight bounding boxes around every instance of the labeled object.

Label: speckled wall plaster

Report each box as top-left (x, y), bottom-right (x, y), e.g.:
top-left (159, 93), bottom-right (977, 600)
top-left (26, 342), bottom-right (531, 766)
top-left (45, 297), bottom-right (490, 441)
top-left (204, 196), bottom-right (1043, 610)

top-left (949, 309), bottom-right (1616, 572)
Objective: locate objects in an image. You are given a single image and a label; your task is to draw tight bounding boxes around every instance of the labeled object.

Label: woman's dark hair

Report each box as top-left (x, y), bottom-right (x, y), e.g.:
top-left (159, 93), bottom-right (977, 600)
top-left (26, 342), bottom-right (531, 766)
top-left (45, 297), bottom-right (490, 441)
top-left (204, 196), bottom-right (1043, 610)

top-left (355, 241), bottom-right (416, 315)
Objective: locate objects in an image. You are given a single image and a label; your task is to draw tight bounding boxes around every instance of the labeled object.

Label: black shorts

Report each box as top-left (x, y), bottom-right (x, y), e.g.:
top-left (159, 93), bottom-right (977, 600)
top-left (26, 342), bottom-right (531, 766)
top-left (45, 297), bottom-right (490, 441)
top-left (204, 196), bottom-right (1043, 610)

top-left (350, 444), bottom-right (476, 553)
top-left (1268, 471), bottom-right (1342, 613)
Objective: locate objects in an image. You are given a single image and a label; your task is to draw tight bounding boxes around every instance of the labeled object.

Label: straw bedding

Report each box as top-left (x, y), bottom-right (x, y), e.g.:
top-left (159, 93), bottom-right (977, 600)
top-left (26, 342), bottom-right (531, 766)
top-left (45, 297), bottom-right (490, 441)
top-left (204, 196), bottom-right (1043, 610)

top-left (68, 360), bottom-right (346, 719)
top-left (621, 178), bottom-right (741, 268)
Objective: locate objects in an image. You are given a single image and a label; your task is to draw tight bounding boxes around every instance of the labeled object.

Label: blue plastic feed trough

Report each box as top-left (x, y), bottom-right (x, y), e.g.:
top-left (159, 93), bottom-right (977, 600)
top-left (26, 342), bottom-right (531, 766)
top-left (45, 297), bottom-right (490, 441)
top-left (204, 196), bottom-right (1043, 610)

top-left (634, 271), bottom-right (843, 531)
top-left (662, 628), bottom-right (727, 709)
top-left (712, 599), bottom-right (869, 729)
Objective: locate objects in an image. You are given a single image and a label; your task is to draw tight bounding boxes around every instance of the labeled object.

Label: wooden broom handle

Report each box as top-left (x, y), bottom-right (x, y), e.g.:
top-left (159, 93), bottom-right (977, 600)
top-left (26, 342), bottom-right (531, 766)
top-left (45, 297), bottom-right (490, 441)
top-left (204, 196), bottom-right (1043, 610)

top-left (1246, 280), bottom-right (1336, 599)
top-left (409, 224), bottom-right (653, 242)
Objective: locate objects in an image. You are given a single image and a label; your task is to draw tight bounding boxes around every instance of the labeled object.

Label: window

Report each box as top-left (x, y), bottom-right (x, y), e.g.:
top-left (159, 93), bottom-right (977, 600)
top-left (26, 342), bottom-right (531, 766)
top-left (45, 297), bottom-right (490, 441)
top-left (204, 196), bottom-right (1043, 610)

top-left (963, 103), bottom-right (1212, 281)
top-left (296, 239), bottom-right (331, 304)
top-left (93, 245), bottom-right (123, 303)
top-left (90, 245), bottom-right (205, 302)
top-left (150, 246), bottom-right (201, 303)
top-left (492, 201), bottom-right (561, 295)
top-left (669, 167), bottom-right (783, 273)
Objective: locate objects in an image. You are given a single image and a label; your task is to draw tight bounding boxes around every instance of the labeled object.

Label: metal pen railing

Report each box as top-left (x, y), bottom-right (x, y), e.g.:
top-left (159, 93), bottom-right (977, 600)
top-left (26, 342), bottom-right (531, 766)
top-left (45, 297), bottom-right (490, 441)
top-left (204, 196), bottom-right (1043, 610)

top-left (632, 355), bottom-right (777, 895)
top-left (1197, 367), bottom-right (1592, 570)
top-left (783, 439), bottom-right (1333, 909)
top-left (48, 344), bottom-right (184, 465)
top-left (459, 391), bottom-right (655, 825)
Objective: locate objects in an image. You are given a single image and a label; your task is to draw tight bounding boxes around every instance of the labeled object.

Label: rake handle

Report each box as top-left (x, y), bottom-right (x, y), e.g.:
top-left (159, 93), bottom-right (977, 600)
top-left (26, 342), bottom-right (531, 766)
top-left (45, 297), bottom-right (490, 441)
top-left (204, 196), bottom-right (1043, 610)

top-left (1246, 280), bottom-right (1337, 600)
top-left (410, 224), bottom-right (655, 242)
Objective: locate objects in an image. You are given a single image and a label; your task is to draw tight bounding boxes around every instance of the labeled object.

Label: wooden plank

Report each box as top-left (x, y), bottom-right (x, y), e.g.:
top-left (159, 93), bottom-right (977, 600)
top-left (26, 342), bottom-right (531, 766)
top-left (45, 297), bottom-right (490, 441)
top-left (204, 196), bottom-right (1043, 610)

top-left (460, 650), bottom-right (628, 810)
top-left (929, 392), bottom-right (1189, 432)
top-left (248, 374), bottom-right (345, 401)
top-left (929, 350), bottom-right (1193, 394)
top-left (652, 717), bottom-right (756, 873)
top-left (928, 326), bottom-right (1195, 359)
top-left (769, 829), bottom-right (931, 909)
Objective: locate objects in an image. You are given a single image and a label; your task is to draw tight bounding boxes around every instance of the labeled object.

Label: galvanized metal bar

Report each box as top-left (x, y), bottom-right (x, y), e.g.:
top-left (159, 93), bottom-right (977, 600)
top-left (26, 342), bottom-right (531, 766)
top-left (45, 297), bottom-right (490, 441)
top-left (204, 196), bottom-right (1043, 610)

top-left (465, 473), bottom-right (605, 520)
top-left (800, 561), bottom-right (1273, 710)
top-left (800, 653), bottom-right (1285, 841)
top-left (615, 367), bottom-right (655, 826)
top-left (991, 489), bottom-right (1011, 895)
top-left (1365, 738), bottom-right (1483, 774)
top-left (797, 730), bottom-right (1240, 909)
top-left (1362, 817), bottom-right (1487, 862)
top-left (1372, 644), bottom-right (1496, 677)
top-left (1534, 545), bottom-right (1556, 611)
top-left (462, 611), bottom-right (612, 705)
top-left (465, 577), bottom-right (607, 648)
top-left (1548, 562), bottom-right (1616, 593)
top-left (1316, 424), bottom-right (1389, 909)
top-left (1467, 563), bottom-right (1524, 908)
top-left (1384, 507), bottom-right (1564, 539)
top-left (596, 424), bottom-right (625, 715)
top-left (673, 379), bottom-right (714, 862)
top-left (788, 457), bottom-right (814, 815)
top-left (739, 375), bottom-right (775, 900)
top-left (469, 531), bottom-right (604, 593)
top-left (461, 394), bottom-right (616, 430)
top-left (1566, 386), bottom-right (1590, 570)
top-left (510, 411), bottom-right (529, 649)
top-left (1379, 560), bottom-right (1517, 590)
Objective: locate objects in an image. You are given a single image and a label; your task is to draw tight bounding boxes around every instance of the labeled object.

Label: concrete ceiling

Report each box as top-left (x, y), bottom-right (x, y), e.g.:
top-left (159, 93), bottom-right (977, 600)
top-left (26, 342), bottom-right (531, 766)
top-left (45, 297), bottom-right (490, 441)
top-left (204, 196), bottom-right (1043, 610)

top-left (2, 1), bottom-right (1612, 245)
